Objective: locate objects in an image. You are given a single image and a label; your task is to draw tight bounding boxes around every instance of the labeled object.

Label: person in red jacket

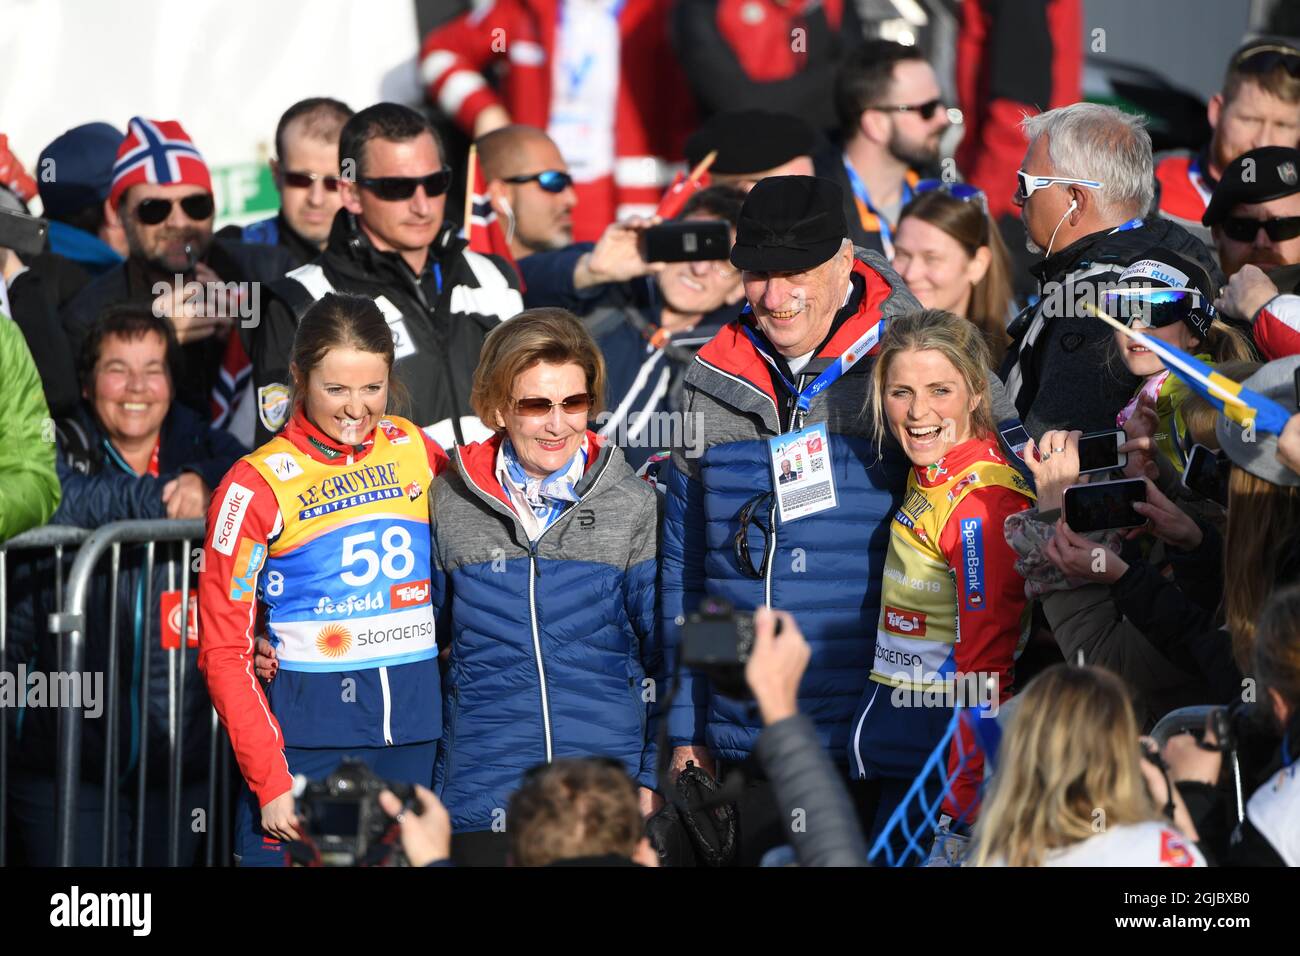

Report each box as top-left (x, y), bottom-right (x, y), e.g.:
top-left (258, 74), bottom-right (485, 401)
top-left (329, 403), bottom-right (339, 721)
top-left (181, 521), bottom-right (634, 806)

top-left (420, 0), bottom-right (696, 243)
top-left (198, 292), bottom-right (448, 866)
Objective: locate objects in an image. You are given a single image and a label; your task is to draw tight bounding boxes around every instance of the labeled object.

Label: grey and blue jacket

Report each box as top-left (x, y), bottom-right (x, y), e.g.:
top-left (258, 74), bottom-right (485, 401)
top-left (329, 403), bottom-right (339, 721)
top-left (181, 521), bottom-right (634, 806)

top-left (429, 431), bottom-right (661, 831)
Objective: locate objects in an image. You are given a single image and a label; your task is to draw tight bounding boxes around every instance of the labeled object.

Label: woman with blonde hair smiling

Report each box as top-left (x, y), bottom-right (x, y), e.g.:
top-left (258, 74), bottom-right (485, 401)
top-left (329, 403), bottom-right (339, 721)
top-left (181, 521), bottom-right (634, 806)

top-left (968, 665), bottom-right (1205, 867)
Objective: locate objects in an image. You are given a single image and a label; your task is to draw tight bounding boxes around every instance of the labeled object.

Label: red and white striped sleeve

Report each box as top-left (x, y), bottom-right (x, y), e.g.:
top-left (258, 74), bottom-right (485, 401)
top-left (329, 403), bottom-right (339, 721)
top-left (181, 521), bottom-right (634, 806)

top-left (197, 458), bottom-right (293, 808)
top-left (418, 1), bottom-right (511, 133)
top-left (1253, 294), bottom-right (1300, 361)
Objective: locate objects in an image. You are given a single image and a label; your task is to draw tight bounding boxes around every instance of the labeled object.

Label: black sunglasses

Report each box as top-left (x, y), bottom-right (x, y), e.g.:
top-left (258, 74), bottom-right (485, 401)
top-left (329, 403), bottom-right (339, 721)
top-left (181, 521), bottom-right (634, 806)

top-left (1220, 215), bottom-right (1300, 243)
top-left (1233, 44), bottom-right (1300, 77)
top-left (733, 492), bottom-right (774, 580)
top-left (358, 168), bottom-right (452, 201)
top-left (134, 194), bottom-right (215, 225)
top-left (281, 169), bottom-right (341, 192)
top-left (504, 170), bottom-right (574, 194)
top-left (867, 98), bottom-right (945, 121)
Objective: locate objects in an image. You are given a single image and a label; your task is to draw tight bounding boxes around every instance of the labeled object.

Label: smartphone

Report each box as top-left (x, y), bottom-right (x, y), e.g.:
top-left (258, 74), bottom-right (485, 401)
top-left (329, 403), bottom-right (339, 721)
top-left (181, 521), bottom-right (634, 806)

top-left (641, 220), bottom-right (731, 262)
top-left (1077, 429), bottom-right (1127, 475)
top-left (1182, 443), bottom-right (1230, 507)
top-left (0, 209), bottom-right (48, 258)
top-left (1062, 477), bottom-right (1147, 532)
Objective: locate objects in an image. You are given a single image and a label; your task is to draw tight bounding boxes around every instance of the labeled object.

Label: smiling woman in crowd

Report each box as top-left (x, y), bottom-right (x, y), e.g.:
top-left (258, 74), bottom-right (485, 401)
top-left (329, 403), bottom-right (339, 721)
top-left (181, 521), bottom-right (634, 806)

top-left (849, 309), bottom-right (1034, 856)
top-left (426, 307), bottom-right (661, 866)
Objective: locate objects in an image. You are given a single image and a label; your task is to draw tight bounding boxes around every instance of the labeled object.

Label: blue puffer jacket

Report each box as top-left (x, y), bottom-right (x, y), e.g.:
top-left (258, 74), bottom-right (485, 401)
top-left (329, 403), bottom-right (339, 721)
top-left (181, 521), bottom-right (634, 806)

top-left (661, 252), bottom-right (920, 765)
top-left (429, 432), bottom-right (660, 831)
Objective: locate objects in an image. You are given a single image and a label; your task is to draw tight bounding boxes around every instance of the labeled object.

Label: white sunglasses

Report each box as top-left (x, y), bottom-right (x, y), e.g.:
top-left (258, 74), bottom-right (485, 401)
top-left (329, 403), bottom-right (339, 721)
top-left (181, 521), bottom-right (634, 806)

top-left (1015, 170), bottom-right (1104, 202)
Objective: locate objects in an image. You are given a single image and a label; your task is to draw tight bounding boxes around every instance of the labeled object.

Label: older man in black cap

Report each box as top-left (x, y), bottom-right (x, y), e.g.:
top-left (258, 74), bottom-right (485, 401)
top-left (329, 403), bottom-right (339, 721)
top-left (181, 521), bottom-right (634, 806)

top-left (1209, 146), bottom-right (1300, 359)
top-left (657, 176), bottom-right (1026, 863)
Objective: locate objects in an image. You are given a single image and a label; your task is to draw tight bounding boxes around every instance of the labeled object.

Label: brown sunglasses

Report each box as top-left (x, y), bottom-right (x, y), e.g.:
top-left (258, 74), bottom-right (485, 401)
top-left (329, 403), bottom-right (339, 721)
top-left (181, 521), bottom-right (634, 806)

top-left (512, 393), bottom-right (593, 417)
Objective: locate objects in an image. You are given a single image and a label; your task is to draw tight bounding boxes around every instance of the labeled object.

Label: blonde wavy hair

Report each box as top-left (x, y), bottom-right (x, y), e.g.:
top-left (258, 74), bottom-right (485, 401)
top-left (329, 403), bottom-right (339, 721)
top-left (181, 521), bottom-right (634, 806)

top-left (968, 665), bottom-right (1159, 867)
top-left (870, 309), bottom-right (993, 452)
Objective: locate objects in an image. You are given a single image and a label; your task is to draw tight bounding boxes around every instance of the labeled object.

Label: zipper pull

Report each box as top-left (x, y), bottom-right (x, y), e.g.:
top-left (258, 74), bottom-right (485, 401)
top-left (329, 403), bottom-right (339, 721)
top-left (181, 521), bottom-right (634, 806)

top-left (529, 541), bottom-right (542, 577)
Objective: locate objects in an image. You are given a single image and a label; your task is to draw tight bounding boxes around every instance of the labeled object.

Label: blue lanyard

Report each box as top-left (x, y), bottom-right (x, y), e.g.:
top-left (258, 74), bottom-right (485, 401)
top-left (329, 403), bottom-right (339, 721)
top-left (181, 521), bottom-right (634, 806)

top-left (1114, 217), bottom-right (1144, 233)
top-left (842, 157), bottom-right (912, 253)
top-left (741, 320), bottom-right (883, 416)
top-left (433, 262), bottom-right (443, 295)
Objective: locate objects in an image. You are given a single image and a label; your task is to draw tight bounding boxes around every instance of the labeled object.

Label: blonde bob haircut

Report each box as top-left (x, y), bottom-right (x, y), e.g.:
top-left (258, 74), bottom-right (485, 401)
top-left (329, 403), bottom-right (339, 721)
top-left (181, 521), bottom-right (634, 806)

top-left (968, 665), bottom-right (1160, 867)
top-left (871, 309), bottom-right (994, 452)
top-left (471, 307), bottom-right (607, 430)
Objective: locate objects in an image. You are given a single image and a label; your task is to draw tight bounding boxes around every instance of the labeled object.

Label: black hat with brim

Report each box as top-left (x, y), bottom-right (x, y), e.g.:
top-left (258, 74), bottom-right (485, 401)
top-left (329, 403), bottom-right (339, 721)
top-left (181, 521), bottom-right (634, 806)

top-left (1203, 145), bottom-right (1300, 226)
top-left (730, 175), bottom-right (849, 273)
top-left (685, 110), bottom-right (817, 176)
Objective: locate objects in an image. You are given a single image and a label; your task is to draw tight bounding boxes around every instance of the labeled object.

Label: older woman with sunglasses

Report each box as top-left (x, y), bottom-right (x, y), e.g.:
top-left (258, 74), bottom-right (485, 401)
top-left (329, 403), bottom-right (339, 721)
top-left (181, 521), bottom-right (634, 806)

top-left (425, 307), bottom-right (662, 865)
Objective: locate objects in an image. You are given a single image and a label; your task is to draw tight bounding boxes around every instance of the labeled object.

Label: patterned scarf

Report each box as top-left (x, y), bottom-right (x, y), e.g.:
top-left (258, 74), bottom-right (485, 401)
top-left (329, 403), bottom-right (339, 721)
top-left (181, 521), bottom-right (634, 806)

top-left (496, 435), bottom-right (588, 539)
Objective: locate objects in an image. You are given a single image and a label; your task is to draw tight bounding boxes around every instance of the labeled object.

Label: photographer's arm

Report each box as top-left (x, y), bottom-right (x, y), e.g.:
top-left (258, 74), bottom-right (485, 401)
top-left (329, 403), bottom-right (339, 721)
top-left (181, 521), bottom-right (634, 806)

top-left (749, 609), bottom-right (868, 867)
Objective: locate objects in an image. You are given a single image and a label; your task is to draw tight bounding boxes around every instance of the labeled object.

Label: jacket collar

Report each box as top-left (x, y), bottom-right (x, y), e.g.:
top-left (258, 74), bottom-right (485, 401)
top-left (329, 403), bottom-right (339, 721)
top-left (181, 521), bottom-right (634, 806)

top-left (692, 255), bottom-right (900, 428)
top-left (454, 429), bottom-right (611, 519)
top-left (913, 434), bottom-right (1003, 487)
top-left (326, 209), bottom-right (465, 290)
top-left (276, 408), bottom-right (378, 465)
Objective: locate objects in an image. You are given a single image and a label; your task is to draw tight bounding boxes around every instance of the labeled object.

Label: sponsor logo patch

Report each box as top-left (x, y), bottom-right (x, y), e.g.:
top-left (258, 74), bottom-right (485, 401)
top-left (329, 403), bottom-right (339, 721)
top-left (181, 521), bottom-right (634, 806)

top-left (257, 383), bottom-right (291, 433)
top-left (390, 579), bottom-right (431, 609)
top-left (315, 623), bottom-right (353, 658)
top-left (379, 418), bottom-right (411, 445)
top-left (947, 472), bottom-right (980, 501)
top-left (405, 481), bottom-right (423, 502)
top-left (263, 452), bottom-right (304, 481)
top-left (960, 517), bottom-right (986, 611)
top-left (211, 482), bottom-right (253, 556)
top-left (1159, 829), bottom-right (1195, 867)
top-left (160, 591), bottom-right (199, 649)
top-left (229, 538), bottom-right (267, 602)
top-left (884, 605), bottom-right (927, 636)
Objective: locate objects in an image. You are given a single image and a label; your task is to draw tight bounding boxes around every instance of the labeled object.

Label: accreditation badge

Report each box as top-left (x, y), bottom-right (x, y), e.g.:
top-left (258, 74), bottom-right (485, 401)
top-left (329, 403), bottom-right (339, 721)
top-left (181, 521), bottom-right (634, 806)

top-left (769, 423), bottom-right (837, 522)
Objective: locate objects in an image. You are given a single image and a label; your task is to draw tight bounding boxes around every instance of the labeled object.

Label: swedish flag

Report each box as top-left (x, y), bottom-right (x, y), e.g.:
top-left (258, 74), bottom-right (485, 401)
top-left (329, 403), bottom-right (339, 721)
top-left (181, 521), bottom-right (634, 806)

top-left (1087, 304), bottom-right (1291, 435)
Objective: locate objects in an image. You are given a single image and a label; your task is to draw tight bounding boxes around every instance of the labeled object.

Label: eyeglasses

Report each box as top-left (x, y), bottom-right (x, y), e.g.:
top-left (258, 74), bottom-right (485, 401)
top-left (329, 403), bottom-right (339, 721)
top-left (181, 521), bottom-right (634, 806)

top-left (867, 99), bottom-right (945, 121)
top-left (503, 170), bottom-right (574, 193)
top-left (281, 169), bottom-right (341, 192)
top-left (1014, 170), bottom-right (1104, 204)
top-left (358, 169), bottom-right (452, 201)
top-left (1101, 287), bottom-right (1214, 330)
top-left (914, 178), bottom-right (989, 214)
top-left (733, 492), bottom-right (774, 580)
top-left (134, 194), bottom-right (215, 225)
top-left (1232, 43), bottom-right (1300, 77)
top-left (512, 393), bottom-right (593, 417)
top-left (1219, 215), bottom-right (1300, 243)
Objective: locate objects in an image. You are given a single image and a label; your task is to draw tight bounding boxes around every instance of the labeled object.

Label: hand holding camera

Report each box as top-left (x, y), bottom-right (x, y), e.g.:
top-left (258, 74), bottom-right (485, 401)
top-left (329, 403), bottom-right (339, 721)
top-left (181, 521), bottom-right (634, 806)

top-left (744, 607), bottom-right (810, 727)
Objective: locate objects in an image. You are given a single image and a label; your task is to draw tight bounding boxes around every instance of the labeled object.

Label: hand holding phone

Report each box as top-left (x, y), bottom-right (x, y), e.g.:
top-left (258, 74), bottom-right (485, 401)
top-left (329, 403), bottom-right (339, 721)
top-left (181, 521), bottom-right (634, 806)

top-left (1063, 477), bottom-right (1147, 532)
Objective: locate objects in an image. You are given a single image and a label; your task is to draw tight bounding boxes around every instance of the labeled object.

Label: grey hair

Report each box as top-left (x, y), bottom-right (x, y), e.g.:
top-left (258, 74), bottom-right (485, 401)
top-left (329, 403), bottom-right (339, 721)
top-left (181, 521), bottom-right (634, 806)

top-left (1020, 103), bottom-right (1154, 222)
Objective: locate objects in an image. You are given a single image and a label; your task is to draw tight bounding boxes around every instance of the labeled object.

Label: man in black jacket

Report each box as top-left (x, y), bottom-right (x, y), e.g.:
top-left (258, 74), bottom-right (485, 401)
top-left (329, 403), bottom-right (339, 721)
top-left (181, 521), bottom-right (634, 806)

top-left (250, 103), bottom-right (523, 448)
top-left (1002, 103), bottom-right (1226, 440)
top-left (60, 117), bottom-right (297, 427)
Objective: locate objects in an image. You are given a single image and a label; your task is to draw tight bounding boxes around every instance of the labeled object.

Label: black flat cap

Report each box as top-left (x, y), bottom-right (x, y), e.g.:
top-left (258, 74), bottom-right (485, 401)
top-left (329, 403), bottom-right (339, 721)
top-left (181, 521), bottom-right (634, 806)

top-left (685, 110), bottom-right (816, 176)
top-left (1203, 146), bottom-right (1300, 226)
top-left (731, 176), bottom-right (848, 272)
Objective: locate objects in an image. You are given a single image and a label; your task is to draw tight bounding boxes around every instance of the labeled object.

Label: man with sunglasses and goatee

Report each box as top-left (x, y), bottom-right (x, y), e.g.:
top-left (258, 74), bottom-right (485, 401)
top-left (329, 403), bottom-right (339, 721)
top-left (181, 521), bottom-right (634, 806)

top-left (250, 103), bottom-right (523, 449)
top-left (476, 125), bottom-right (578, 262)
top-left (61, 117), bottom-right (296, 426)
top-left (813, 40), bottom-right (950, 259)
top-left (1208, 146), bottom-right (1300, 361)
top-left (218, 98), bottom-right (354, 267)
top-left (1154, 39), bottom-right (1300, 247)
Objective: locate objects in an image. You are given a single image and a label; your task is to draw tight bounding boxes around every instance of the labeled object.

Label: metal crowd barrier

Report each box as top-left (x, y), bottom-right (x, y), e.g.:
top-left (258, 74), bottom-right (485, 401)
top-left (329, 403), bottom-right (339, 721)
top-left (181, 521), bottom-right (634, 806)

top-left (1, 519), bottom-right (239, 867)
top-left (0, 526), bottom-right (89, 867)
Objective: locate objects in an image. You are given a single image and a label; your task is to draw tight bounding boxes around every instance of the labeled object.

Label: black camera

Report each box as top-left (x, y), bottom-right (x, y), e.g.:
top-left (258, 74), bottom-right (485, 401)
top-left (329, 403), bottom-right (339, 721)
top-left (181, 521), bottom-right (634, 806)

top-left (680, 598), bottom-right (773, 699)
top-left (292, 759), bottom-right (418, 866)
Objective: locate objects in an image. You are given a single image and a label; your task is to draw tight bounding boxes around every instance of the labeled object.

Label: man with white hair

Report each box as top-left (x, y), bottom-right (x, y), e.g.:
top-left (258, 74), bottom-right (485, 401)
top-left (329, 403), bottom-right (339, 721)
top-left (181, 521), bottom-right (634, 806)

top-left (1002, 103), bottom-right (1225, 439)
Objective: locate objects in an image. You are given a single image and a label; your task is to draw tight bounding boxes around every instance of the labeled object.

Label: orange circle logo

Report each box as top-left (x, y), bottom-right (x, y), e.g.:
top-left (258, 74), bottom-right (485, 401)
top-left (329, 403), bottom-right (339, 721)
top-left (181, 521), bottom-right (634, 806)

top-left (316, 623), bottom-right (353, 658)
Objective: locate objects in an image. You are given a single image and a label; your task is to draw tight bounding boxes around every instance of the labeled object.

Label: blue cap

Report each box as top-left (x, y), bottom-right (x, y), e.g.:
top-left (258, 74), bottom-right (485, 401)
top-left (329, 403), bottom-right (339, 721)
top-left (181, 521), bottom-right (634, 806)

top-left (37, 123), bottom-right (124, 220)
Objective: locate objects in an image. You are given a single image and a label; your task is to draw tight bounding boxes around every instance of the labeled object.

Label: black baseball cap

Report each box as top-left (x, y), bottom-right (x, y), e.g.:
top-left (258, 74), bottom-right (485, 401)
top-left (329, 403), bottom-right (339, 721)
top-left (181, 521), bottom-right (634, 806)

top-left (730, 176), bottom-right (849, 272)
top-left (685, 110), bottom-right (816, 176)
top-left (1202, 146), bottom-right (1300, 226)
